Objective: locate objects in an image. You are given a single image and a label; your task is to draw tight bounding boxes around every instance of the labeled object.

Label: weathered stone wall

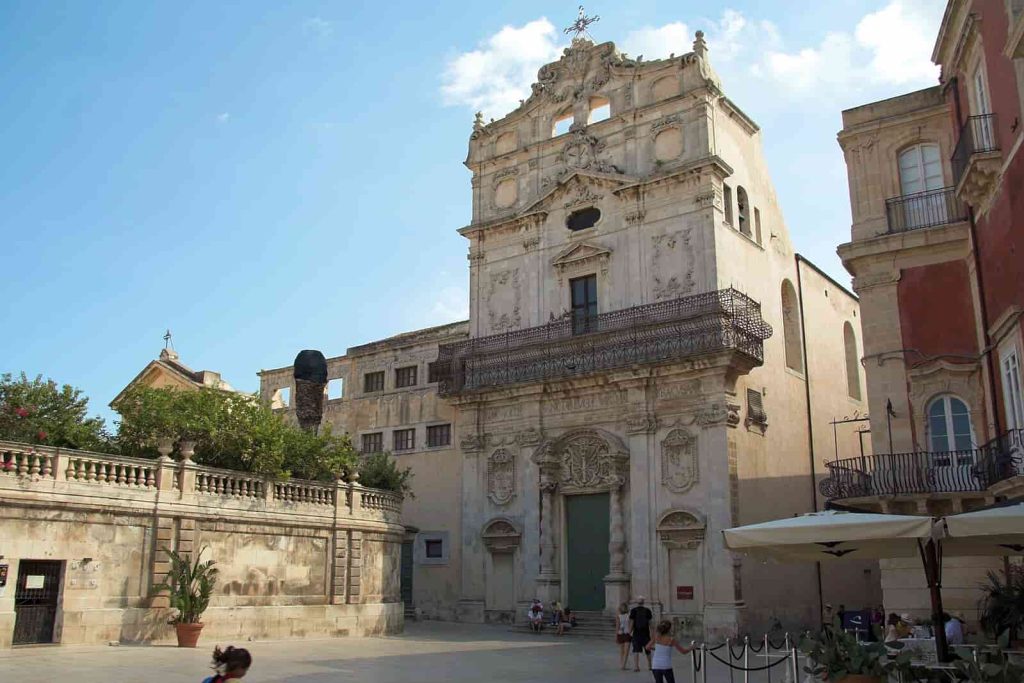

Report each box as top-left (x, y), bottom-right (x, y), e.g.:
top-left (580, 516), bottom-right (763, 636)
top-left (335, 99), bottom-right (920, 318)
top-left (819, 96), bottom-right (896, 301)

top-left (0, 440), bottom-right (404, 648)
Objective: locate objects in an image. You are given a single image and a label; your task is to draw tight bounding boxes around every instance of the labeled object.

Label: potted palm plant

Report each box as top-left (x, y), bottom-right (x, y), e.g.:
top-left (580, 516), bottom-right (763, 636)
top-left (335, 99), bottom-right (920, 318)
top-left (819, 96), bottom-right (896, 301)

top-left (801, 621), bottom-right (909, 683)
top-left (979, 568), bottom-right (1024, 647)
top-left (155, 547), bottom-right (218, 647)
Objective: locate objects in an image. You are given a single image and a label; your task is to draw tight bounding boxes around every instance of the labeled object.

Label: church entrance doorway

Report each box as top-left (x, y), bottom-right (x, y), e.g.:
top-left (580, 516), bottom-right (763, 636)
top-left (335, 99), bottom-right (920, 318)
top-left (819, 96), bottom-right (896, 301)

top-left (565, 492), bottom-right (609, 611)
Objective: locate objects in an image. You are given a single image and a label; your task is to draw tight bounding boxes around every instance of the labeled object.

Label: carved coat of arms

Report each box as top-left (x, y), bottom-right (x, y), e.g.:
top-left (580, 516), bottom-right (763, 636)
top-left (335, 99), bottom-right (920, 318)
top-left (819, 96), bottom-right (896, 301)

top-left (662, 429), bottom-right (698, 493)
top-left (487, 449), bottom-right (516, 505)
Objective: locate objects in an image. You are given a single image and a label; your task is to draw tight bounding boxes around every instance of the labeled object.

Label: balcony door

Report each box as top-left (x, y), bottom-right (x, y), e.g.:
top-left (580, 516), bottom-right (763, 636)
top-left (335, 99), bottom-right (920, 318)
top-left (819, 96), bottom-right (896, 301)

top-left (898, 144), bottom-right (946, 229)
top-left (927, 395), bottom-right (978, 492)
top-left (972, 65), bottom-right (995, 149)
top-left (1002, 349), bottom-right (1024, 430)
top-left (570, 274), bottom-right (598, 335)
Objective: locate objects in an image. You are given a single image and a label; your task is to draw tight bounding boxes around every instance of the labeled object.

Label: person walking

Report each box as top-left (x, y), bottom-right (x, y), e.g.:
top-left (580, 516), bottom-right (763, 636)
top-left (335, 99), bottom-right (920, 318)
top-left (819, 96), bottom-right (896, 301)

top-left (629, 596), bottom-right (654, 672)
top-left (615, 602), bottom-right (631, 669)
top-left (645, 620), bottom-right (691, 683)
top-left (203, 645), bottom-right (252, 682)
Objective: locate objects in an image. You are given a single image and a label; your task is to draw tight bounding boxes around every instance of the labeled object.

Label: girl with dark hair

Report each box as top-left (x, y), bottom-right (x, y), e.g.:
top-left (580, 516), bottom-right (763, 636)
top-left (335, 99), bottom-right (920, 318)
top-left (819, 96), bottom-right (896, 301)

top-left (203, 645), bottom-right (252, 682)
top-left (644, 620), bottom-right (691, 683)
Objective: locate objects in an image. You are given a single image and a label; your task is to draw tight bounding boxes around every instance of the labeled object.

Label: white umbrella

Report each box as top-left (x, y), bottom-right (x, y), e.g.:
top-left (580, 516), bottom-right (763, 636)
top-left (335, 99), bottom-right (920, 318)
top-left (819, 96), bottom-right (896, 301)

top-left (941, 502), bottom-right (1024, 556)
top-left (723, 510), bottom-right (935, 561)
top-left (724, 510), bottom-right (951, 661)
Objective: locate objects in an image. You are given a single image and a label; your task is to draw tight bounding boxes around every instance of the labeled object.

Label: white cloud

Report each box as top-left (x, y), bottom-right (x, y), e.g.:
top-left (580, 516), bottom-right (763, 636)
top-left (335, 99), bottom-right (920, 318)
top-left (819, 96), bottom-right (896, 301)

top-left (620, 21), bottom-right (690, 61)
top-left (440, 18), bottom-right (563, 119)
top-left (759, 0), bottom-right (941, 96)
top-left (303, 17), bottom-right (334, 39)
top-left (216, 112), bottom-right (230, 123)
top-left (429, 285), bottom-right (469, 323)
top-left (439, 2), bottom-right (942, 116)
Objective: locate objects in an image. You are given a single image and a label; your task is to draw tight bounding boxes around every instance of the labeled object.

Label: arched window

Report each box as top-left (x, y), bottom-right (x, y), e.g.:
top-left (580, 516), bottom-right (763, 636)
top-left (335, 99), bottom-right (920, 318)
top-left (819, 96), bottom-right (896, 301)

top-left (553, 109), bottom-right (573, 137)
top-left (843, 322), bottom-right (861, 400)
top-left (781, 280), bottom-right (803, 373)
top-left (927, 395), bottom-right (974, 452)
top-left (737, 187), bottom-right (750, 236)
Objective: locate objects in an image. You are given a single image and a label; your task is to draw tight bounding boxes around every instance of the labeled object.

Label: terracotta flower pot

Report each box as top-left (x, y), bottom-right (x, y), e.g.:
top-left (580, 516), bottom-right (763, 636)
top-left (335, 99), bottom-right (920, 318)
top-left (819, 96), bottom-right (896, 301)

top-left (175, 622), bottom-right (204, 648)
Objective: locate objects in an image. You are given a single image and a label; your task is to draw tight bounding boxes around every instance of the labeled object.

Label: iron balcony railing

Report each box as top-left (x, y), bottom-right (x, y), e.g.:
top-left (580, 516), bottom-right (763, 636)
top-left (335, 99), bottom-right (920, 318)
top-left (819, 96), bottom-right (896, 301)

top-left (952, 113), bottom-right (999, 187)
top-left (885, 187), bottom-right (967, 233)
top-left (432, 288), bottom-right (773, 396)
top-left (820, 428), bottom-right (1023, 500)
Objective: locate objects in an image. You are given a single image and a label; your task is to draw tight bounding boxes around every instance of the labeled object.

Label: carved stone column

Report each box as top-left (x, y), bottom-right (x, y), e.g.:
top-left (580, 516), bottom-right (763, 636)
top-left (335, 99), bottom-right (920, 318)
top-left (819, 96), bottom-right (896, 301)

top-left (604, 469), bottom-right (630, 612)
top-left (535, 451), bottom-right (561, 604)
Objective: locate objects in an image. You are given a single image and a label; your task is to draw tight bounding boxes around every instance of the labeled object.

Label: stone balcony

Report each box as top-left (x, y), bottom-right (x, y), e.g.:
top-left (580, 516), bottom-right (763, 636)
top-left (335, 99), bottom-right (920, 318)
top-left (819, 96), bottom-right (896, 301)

top-left (820, 429), bottom-right (1024, 513)
top-left (432, 288), bottom-right (773, 397)
top-left (952, 113), bottom-right (1002, 209)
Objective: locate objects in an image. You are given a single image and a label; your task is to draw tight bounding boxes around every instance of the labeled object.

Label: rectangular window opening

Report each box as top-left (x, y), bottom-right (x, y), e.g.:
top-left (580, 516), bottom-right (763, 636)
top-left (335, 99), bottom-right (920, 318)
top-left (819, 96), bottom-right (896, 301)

top-left (395, 366), bottom-right (418, 388)
top-left (570, 274), bottom-right (598, 335)
top-left (754, 207), bottom-right (762, 245)
top-left (427, 424), bottom-right (451, 447)
top-left (327, 378), bottom-right (343, 400)
top-left (723, 185), bottom-right (734, 225)
top-left (364, 371), bottom-right (385, 393)
top-left (425, 539), bottom-right (443, 559)
top-left (393, 428), bottom-right (415, 451)
top-left (361, 432), bottom-right (383, 454)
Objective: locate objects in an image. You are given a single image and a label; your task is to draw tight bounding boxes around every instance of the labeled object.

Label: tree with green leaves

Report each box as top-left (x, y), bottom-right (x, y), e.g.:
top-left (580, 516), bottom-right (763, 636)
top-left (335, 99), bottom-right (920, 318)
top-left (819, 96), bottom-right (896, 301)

top-left (114, 385), bottom-right (362, 482)
top-left (0, 372), bottom-right (113, 451)
top-left (357, 451), bottom-right (414, 498)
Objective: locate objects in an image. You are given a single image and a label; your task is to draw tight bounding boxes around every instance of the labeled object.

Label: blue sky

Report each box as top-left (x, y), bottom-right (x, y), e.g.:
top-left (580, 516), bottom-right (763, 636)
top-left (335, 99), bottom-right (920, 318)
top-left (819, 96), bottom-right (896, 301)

top-left (0, 1), bottom-right (945, 427)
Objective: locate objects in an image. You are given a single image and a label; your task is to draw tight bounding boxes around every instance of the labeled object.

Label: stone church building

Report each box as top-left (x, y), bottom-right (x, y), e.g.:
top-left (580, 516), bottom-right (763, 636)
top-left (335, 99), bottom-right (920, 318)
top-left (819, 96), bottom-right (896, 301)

top-left (259, 32), bottom-right (876, 638)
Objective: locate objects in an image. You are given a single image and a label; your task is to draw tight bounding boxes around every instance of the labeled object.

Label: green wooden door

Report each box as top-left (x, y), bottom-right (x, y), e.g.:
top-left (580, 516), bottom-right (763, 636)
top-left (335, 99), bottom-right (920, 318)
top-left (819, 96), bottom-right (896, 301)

top-left (565, 492), bottom-right (609, 611)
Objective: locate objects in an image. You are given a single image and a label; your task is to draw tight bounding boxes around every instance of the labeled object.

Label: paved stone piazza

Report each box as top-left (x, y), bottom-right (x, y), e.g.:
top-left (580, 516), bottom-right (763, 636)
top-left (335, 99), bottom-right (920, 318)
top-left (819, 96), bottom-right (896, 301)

top-left (0, 622), bottom-right (803, 683)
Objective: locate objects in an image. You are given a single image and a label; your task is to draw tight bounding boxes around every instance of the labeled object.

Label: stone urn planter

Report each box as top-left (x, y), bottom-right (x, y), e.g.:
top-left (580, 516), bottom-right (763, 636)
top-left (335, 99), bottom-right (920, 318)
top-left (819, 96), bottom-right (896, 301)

top-left (178, 440), bottom-right (196, 463)
top-left (175, 622), bottom-right (204, 648)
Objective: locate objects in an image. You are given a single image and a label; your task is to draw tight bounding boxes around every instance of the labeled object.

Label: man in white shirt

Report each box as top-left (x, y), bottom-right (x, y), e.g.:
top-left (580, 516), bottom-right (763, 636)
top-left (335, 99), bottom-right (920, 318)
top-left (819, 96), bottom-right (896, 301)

top-left (943, 613), bottom-right (964, 645)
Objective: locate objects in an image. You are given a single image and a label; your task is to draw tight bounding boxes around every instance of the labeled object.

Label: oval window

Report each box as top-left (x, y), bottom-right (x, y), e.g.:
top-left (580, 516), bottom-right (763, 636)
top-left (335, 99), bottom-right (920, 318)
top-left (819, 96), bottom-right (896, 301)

top-left (567, 207), bottom-right (601, 231)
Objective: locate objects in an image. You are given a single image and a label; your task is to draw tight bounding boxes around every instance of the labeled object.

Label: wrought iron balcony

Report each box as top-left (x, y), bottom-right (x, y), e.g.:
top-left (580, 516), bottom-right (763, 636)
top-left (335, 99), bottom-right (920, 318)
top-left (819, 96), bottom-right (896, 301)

top-left (432, 288), bottom-right (773, 396)
top-left (820, 429), bottom-right (1023, 501)
top-left (952, 113), bottom-right (1001, 206)
top-left (885, 187), bottom-right (967, 233)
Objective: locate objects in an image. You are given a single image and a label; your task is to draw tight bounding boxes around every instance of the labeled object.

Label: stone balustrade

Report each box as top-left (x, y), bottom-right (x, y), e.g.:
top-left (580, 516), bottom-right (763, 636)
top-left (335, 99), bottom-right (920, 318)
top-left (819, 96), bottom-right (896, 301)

top-left (0, 438), bottom-right (406, 647)
top-left (0, 439), bottom-right (400, 524)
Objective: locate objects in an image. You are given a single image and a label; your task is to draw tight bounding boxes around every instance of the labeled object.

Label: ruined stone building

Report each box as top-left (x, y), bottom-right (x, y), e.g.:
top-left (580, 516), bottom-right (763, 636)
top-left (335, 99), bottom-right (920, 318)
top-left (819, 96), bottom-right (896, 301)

top-left (259, 32), bottom-right (873, 638)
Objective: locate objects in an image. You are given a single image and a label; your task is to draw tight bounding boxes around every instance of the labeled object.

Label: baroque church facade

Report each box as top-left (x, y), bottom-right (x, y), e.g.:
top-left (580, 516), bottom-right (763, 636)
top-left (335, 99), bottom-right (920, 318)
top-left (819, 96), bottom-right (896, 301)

top-left (259, 32), bottom-right (875, 638)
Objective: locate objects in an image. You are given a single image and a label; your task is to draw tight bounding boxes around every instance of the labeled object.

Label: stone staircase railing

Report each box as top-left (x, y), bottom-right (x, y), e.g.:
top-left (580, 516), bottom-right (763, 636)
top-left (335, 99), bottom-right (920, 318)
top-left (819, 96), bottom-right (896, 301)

top-left (0, 439), bottom-right (401, 523)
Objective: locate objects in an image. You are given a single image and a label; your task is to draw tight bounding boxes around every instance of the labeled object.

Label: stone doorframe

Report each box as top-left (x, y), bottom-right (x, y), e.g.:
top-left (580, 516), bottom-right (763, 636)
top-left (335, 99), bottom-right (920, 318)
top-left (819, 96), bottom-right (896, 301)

top-left (532, 428), bottom-right (630, 612)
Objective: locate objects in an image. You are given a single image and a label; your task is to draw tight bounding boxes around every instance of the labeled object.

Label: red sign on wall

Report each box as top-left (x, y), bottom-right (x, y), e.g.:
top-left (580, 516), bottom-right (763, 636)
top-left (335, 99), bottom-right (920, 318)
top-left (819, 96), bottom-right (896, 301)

top-left (676, 585), bottom-right (694, 600)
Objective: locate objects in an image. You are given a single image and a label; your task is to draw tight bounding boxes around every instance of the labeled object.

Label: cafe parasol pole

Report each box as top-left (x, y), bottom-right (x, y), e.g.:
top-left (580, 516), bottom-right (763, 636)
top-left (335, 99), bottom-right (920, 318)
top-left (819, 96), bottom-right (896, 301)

top-left (919, 538), bottom-right (949, 662)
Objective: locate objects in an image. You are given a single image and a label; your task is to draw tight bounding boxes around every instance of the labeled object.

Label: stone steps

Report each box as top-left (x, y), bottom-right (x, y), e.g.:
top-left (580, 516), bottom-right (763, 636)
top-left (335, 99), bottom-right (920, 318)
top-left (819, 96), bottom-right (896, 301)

top-left (514, 610), bottom-right (618, 639)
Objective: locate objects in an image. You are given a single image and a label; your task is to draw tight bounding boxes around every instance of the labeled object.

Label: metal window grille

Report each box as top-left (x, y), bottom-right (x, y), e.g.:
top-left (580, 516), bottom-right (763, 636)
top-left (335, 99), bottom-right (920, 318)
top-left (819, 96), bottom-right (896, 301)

top-left (393, 428), bottom-right (415, 451)
top-left (361, 432), bottom-right (383, 454)
top-left (426, 424), bottom-right (451, 447)
top-left (395, 366), bottom-right (418, 388)
top-left (364, 371), bottom-right (384, 393)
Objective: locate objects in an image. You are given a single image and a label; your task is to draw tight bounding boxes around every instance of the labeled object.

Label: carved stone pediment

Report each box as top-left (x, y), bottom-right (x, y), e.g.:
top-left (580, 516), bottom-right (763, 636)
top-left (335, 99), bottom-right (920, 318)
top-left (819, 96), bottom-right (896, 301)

top-left (657, 509), bottom-right (706, 549)
top-left (527, 171), bottom-right (631, 215)
top-left (551, 241), bottom-right (612, 277)
top-left (482, 517), bottom-right (522, 552)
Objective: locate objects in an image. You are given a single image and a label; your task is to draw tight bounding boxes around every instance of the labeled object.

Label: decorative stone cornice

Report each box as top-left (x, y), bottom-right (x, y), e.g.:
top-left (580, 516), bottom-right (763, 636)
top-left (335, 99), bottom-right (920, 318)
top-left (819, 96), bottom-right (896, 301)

top-left (626, 412), bottom-right (659, 434)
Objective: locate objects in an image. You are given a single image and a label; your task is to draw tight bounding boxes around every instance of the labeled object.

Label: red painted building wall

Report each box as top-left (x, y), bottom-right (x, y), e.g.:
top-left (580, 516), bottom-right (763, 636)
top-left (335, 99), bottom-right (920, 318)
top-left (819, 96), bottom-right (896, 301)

top-left (897, 261), bottom-right (979, 361)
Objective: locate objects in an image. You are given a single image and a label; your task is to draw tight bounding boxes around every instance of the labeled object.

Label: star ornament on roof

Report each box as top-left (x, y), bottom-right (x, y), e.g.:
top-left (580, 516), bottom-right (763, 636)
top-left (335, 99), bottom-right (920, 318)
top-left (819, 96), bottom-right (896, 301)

top-left (564, 5), bottom-right (599, 42)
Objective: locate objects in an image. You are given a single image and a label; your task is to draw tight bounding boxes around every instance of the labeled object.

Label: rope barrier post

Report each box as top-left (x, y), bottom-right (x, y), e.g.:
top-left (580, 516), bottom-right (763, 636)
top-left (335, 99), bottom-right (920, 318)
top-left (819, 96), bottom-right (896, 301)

top-left (766, 635), bottom-right (773, 683)
top-left (782, 636), bottom-right (792, 683)
top-left (701, 643), bottom-right (708, 683)
top-left (743, 636), bottom-right (750, 683)
top-left (790, 641), bottom-right (800, 683)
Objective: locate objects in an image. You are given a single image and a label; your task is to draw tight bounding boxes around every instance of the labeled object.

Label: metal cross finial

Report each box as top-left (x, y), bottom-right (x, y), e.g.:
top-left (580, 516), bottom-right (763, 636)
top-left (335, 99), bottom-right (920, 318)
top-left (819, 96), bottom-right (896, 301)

top-left (564, 5), bottom-right (599, 40)
top-left (163, 329), bottom-right (173, 350)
